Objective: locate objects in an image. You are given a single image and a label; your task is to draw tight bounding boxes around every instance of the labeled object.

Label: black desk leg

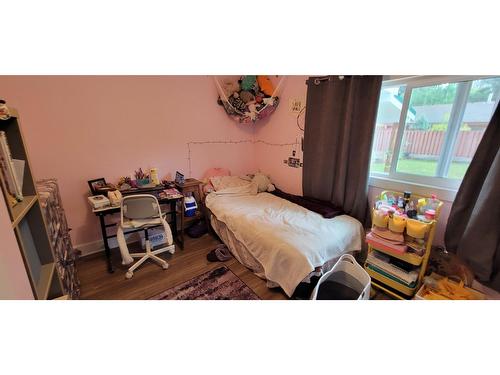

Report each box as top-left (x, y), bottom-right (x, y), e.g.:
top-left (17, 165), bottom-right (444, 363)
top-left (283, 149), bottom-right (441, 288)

top-left (170, 200), bottom-right (182, 248)
top-left (98, 214), bottom-right (114, 273)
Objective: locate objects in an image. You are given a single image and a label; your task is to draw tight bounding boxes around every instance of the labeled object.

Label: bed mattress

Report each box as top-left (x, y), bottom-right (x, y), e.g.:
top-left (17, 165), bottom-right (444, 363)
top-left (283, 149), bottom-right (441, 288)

top-left (205, 191), bottom-right (364, 296)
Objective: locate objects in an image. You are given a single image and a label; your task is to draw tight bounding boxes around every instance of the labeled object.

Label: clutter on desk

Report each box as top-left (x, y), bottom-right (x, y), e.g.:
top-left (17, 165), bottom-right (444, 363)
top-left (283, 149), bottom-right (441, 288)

top-left (158, 188), bottom-right (183, 200)
top-left (162, 179), bottom-right (176, 188)
top-left (88, 194), bottom-right (110, 209)
top-left (117, 176), bottom-right (133, 191)
top-left (88, 177), bottom-right (116, 195)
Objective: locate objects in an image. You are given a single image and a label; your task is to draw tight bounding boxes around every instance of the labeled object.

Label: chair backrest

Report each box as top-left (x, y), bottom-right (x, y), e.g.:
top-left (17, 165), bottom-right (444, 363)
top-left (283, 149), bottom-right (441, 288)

top-left (121, 194), bottom-right (161, 221)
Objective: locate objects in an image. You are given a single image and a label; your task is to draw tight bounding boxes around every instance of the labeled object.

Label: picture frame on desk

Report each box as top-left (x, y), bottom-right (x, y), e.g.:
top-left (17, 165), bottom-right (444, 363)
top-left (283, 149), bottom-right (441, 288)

top-left (88, 178), bottom-right (109, 196)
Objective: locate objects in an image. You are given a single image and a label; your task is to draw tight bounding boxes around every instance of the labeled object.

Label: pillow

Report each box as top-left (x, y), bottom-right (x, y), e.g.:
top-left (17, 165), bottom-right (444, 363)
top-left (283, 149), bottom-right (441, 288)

top-left (202, 168), bottom-right (231, 194)
top-left (213, 182), bottom-right (258, 196)
top-left (203, 167), bottom-right (231, 180)
top-left (210, 175), bottom-right (250, 191)
top-left (252, 172), bottom-right (275, 193)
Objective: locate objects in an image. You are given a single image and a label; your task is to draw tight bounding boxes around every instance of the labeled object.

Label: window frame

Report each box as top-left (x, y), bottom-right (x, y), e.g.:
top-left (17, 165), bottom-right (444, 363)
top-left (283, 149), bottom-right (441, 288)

top-left (370, 75), bottom-right (499, 191)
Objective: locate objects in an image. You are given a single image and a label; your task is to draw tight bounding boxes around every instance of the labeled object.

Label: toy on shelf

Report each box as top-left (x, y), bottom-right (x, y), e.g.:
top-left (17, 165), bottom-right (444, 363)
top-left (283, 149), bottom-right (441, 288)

top-left (365, 190), bottom-right (443, 299)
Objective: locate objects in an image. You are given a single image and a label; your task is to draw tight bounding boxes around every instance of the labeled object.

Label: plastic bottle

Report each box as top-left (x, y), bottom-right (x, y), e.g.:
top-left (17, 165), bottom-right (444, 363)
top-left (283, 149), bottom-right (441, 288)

top-left (428, 194), bottom-right (439, 211)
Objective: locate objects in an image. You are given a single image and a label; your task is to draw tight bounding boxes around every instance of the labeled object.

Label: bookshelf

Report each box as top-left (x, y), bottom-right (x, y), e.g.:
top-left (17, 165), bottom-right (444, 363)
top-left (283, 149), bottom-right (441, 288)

top-left (0, 108), bottom-right (64, 300)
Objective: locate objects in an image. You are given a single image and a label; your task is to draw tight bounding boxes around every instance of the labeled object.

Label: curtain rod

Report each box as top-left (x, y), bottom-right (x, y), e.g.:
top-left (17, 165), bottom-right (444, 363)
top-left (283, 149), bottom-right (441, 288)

top-left (306, 76), bottom-right (345, 85)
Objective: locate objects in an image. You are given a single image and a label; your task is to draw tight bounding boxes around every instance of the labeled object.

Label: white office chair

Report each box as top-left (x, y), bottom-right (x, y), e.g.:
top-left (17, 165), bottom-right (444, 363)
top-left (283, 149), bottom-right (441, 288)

top-left (116, 194), bottom-right (175, 279)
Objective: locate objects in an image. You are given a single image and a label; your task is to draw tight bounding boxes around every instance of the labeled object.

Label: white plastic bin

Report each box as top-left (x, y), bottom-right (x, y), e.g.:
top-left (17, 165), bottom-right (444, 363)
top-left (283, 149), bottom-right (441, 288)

top-left (311, 254), bottom-right (371, 300)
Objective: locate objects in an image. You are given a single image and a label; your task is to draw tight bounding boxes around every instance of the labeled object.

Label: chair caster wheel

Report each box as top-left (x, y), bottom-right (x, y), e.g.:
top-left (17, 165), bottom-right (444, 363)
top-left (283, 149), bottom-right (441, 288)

top-left (162, 263), bottom-right (169, 270)
top-left (125, 271), bottom-right (133, 279)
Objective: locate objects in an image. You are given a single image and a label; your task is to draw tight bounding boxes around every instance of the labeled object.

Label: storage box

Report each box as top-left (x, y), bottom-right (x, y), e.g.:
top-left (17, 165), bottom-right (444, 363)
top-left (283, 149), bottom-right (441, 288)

top-left (140, 228), bottom-right (167, 249)
top-left (88, 195), bottom-right (110, 209)
top-left (414, 273), bottom-right (485, 300)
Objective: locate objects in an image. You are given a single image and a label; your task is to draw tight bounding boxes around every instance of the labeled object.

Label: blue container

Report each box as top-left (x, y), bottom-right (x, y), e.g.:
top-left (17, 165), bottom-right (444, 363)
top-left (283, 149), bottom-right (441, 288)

top-left (184, 196), bottom-right (197, 217)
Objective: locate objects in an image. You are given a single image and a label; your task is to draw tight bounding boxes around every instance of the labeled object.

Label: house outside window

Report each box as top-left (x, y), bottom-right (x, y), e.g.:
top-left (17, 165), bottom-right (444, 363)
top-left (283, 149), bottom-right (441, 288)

top-left (369, 76), bottom-right (500, 192)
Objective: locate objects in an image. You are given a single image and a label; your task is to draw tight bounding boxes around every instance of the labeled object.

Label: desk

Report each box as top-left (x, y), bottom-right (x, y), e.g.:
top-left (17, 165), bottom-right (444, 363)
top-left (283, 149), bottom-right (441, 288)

top-left (92, 186), bottom-right (183, 273)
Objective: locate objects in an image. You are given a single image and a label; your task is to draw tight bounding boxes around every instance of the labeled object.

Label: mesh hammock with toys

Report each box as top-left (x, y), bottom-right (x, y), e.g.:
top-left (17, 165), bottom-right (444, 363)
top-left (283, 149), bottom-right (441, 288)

top-left (215, 75), bottom-right (284, 124)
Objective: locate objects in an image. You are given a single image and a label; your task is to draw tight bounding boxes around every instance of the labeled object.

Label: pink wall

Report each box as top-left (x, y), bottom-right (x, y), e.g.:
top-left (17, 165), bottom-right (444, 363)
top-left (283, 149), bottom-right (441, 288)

top-left (254, 76), bottom-right (307, 195)
top-left (0, 190), bottom-right (34, 299)
top-left (0, 76), bottom-right (257, 246)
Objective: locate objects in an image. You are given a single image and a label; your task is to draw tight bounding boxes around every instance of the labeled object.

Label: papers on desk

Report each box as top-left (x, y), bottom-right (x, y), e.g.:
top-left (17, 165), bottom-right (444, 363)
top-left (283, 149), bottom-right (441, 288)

top-left (158, 188), bottom-right (182, 200)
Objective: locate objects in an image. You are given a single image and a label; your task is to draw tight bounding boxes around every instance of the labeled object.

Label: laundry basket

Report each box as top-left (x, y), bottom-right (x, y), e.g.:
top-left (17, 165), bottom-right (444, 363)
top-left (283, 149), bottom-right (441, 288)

top-left (311, 254), bottom-right (371, 300)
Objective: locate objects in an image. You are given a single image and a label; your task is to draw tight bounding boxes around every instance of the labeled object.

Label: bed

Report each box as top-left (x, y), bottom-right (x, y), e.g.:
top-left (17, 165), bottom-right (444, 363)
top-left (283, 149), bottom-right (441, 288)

top-left (204, 177), bottom-right (364, 297)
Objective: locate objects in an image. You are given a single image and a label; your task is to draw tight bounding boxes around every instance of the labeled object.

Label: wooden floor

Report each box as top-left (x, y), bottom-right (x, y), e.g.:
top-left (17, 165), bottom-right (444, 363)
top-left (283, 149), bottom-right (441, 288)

top-left (78, 233), bottom-right (288, 300)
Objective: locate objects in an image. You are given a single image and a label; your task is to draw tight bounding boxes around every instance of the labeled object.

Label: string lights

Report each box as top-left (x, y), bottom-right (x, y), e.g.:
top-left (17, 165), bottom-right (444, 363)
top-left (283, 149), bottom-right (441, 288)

top-left (186, 139), bottom-right (299, 177)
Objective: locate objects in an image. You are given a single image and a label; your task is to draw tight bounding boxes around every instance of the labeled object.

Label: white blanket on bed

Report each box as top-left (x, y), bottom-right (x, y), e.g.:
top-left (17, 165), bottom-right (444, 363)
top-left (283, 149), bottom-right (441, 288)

top-left (205, 190), bottom-right (364, 296)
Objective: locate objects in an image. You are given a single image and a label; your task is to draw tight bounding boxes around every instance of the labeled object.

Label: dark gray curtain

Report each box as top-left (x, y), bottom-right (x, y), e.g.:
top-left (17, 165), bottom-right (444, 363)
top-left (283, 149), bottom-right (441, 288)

top-left (302, 75), bottom-right (382, 226)
top-left (445, 103), bottom-right (500, 291)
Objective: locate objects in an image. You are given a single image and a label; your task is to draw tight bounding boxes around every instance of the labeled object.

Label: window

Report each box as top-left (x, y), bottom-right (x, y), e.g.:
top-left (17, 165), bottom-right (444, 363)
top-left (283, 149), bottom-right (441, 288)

top-left (370, 76), bottom-right (500, 190)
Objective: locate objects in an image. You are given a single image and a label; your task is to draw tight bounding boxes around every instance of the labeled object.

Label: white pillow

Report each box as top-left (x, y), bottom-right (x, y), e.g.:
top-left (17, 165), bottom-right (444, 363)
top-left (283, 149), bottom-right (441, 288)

top-left (210, 175), bottom-right (250, 191)
top-left (214, 182), bottom-right (258, 196)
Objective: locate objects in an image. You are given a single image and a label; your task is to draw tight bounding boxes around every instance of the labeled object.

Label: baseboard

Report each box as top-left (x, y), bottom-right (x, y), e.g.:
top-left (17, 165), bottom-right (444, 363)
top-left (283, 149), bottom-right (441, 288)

top-left (76, 240), bottom-right (104, 257)
top-left (76, 231), bottom-right (145, 257)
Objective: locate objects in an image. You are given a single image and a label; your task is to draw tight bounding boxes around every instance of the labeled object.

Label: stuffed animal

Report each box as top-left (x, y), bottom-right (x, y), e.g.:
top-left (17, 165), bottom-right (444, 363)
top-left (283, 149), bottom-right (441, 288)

top-left (221, 79), bottom-right (240, 98)
top-left (263, 96), bottom-right (275, 106)
top-left (257, 76), bottom-right (274, 96)
top-left (246, 101), bottom-right (258, 121)
top-left (241, 75), bottom-right (257, 91)
top-left (239, 90), bottom-right (255, 103)
top-left (228, 93), bottom-right (247, 113)
top-left (252, 172), bottom-right (275, 192)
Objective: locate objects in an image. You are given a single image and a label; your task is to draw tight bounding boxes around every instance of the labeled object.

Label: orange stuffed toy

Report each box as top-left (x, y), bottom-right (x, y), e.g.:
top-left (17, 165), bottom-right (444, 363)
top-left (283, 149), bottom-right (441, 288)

top-left (257, 76), bottom-right (274, 96)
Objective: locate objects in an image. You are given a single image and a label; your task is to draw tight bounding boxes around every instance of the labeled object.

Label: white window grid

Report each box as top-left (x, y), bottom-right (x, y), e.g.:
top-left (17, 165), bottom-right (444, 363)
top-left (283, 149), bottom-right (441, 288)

top-left (370, 75), bottom-right (500, 190)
